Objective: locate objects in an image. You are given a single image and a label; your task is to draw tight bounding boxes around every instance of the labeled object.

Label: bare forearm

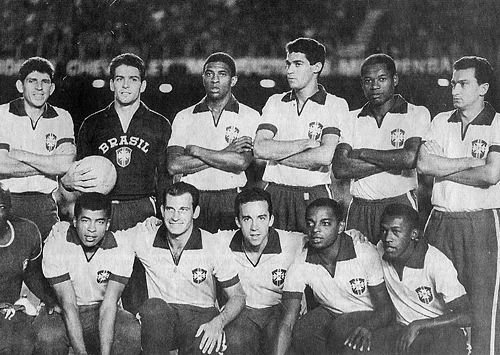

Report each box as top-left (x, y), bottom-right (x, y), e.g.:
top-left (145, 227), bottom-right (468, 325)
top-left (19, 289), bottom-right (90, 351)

top-left (410, 311), bottom-right (470, 334)
top-left (11, 150), bottom-right (75, 176)
top-left (99, 304), bottom-right (118, 355)
top-left (63, 305), bottom-right (87, 354)
top-left (0, 155), bottom-right (40, 177)
top-left (280, 146), bottom-right (333, 170)
top-left (444, 165), bottom-right (499, 186)
top-left (254, 139), bottom-right (314, 161)
top-left (167, 153), bottom-right (209, 175)
top-left (218, 294), bottom-right (245, 328)
top-left (359, 148), bottom-right (417, 170)
top-left (417, 153), bottom-right (483, 177)
top-left (332, 156), bottom-right (384, 179)
top-left (191, 146), bottom-right (251, 174)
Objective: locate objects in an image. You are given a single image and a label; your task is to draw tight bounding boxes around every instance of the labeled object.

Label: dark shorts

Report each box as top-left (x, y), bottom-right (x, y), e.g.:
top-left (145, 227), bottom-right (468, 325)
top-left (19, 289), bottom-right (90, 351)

top-left (264, 183), bottom-right (332, 234)
top-left (224, 305), bottom-right (282, 355)
top-left (33, 305), bottom-right (141, 355)
top-left (346, 191), bottom-right (417, 244)
top-left (290, 306), bottom-right (374, 355)
top-left (139, 298), bottom-right (220, 355)
top-left (0, 311), bottom-right (36, 355)
top-left (424, 208), bottom-right (500, 355)
top-left (197, 188), bottom-right (239, 233)
top-left (109, 196), bottom-right (157, 316)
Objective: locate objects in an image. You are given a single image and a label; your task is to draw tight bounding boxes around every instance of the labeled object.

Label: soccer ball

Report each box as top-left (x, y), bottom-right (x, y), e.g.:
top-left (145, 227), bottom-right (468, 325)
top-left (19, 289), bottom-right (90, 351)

top-left (77, 155), bottom-right (117, 195)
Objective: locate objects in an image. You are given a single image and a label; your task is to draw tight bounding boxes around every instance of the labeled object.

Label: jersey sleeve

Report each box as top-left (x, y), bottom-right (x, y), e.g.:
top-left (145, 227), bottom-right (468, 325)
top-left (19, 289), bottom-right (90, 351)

top-left (282, 261), bottom-right (308, 297)
top-left (77, 116), bottom-right (93, 160)
top-left (423, 112), bottom-right (446, 144)
top-left (42, 225), bottom-right (71, 285)
top-left (357, 243), bottom-right (385, 287)
top-left (324, 97), bottom-right (349, 137)
top-left (56, 109), bottom-right (76, 147)
top-left (211, 241), bottom-right (240, 288)
top-left (431, 250), bottom-right (467, 304)
top-left (489, 114), bottom-right (500, 153)
top-left (409, 106), bottom-right (431, 139)
top-left (168, 111), bottom-right (190, 148)
top-left (28, 223), bottom-right (42, 261)
top-left (108, 238), bottom-right (135, 284)
top-left (338, 110), bottom-right (357, 147)
top-left (257, 96), bottom-right (279, 136)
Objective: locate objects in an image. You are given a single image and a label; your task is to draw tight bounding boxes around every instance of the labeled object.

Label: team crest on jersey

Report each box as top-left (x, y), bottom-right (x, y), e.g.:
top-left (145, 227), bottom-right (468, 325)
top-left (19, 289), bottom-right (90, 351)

top-left (390, 128), bottom-right (405, 148)
top-left (45, 133), bottom-right (57, 152)
top-left (97, 270), bottom-right (111, 284)
top-left (308, 122), bottom-right (323, 141)
top-left (272, 269), bottom-right (287, 287)
top-left (415, 286), bottom-right (433, 304)
top-left (349, 278), bottom-right (366, 295)
top-left (471, 139), bottom-right (488, 159)
top-left (192, 268), bottom-right (207, 284)
top-left (116, 147), bottom-right (132, 167)
top-left (225, 126), bottom-right (240, 143)
top-left (22, 259), bottom-right (29, 271)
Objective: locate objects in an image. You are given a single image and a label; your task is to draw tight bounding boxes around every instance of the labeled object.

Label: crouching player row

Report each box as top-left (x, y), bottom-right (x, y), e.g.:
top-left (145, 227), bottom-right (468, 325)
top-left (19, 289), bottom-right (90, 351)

top-left (26, 184), bottom-right (470, 355)
top-left (273, 201), bottom-right (470, 355)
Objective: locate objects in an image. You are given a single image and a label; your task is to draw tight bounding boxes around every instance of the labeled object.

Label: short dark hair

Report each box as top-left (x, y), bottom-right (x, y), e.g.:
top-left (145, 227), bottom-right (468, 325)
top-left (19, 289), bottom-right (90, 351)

top-left (18, 57), bottom-right (55, 82)
top-left (203, 52), bottom-right (237, 77)
top-left (380, 203), bottom-right (420, 231)
top-left (109, 53), bottom-right (146, 81)
top-left (286, 38), bottom-right (326, 74)
top-left (234, 188), bottom-right (273, 218)
top-left (453, 56), bottom-right (493, 85)
top-left (162, 182), bottom-right (200, 209)
top-left (361, 53), bottom-right (397, 77)
top-left (74, 193), bottom-right (112, 219)
top-left (306, 198), bottom-right (344, 223)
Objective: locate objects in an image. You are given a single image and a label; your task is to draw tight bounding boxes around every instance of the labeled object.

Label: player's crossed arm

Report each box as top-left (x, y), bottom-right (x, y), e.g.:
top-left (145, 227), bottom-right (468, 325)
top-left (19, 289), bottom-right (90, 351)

top-left (332, 143), bottom-right (384, 180)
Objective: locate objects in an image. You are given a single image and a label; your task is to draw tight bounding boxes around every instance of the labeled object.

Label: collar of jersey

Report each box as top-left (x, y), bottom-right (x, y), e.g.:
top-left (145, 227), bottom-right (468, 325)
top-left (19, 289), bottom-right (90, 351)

top-left (152, 224), bottom-right (203, 250)
top-left (383, 239), bottom-right (428, 270)
top-left (229, 227), bottom-right (282, 254)
top-left (9, 97), bottom-right (58, 119)
top-left (66, 226), bottom-right (117, 249)
top-left (193, 94), bottom-right (239, 114)
top-left (105, 101), bottom-right (149, 119)
top-left (357, 94), bottom-right (408, 118)
top-left (305, 232), bottom-right (356, 277)
top-left (447, 101), bottom-right (496, 125)
top-left (281, 84), bottom-right (327, 105)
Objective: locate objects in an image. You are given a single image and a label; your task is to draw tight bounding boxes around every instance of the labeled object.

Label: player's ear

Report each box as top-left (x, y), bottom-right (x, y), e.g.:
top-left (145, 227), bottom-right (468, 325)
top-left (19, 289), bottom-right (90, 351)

top-left (193, 205), bottom-right (200, 219)
top-left (15, 80), bottom-right (24, 94)
top-left (140, 79), bottom-right (147, 93)
top-left (109, 79), bottom-right (115, 92)
top-left (160, 205), bottom-right (165, 218)
top-left (393, 72), bottom-right (399, 87)
top-left (410, 229), bottom-right (420, 241)
top-left (49, 82), bottom-right (55, 96)
top-left (230, 75), bottom-right (238, 87)
top-left (479, 82), bottom-right (489, 96)
top-left (313, 62), bottom-right (323, 75)
top-left (105, 219), bottom-right (110, 231)
top-left (338, 221), bottom-right (346, 234)
top-left (72, 216), bottom-right (77, 228)
top-left (269, 214), bottom-right (274, 227)
top-left (235, 216), bottom-right (241, 229)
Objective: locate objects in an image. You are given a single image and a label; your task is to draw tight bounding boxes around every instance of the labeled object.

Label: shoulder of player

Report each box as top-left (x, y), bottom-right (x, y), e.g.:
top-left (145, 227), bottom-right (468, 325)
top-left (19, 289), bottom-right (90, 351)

top-left (212, 229), bottom-right (236, 248)
top-left (80, 107), bottom-right (109, 127)
top-left (276, 229), bottom-right (307, 250)
top-left (236, 102), bottom-right (260, 118)
top-left (432, 110), bottom-right (456, 124)
top-left (50, 105), bottom-right (73, 119)
top-left (424, 244), bottom-right (453, 268)
top-left (201, 229), bottom-right (232, 252)
top-left (324, 93), bottom-right (349, 108)
top-left (139, 104), bottom-right (171, 127)
top-left (45, 221), bottom-right (72, 243)
top-left (353, 240), bottom-right (379, 258)
top-left (9, 216), bottom-right (41, 240)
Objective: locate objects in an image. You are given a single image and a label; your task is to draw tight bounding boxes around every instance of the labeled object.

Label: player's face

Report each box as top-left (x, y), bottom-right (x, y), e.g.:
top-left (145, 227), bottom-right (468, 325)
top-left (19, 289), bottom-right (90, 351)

top-left (380, 216), bottom-right (417, 261)
top-left (163, 193), bottom-right (200, 238)
top-left (305, 206), bottom-right (345, 250)
top-left (236, 200), bottom-right (274, 248)
top-left (361, 63), bottom-right (398, 107)
top-left (16, 71), bottom-right (55, 109)
top-left (110, 64), bottom-right (146, 107)
top-left (73, 209), bottom-right (110, 248)
top-left (286, 52), bottom-right (319, 91)
top-left (202, 61), bottom-right (237, 101)
top-left (451, 68), bottom-right (488, 111)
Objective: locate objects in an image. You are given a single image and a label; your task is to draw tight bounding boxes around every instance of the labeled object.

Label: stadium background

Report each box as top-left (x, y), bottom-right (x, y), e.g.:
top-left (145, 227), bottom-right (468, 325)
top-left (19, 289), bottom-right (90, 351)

top-left (1, 0), bottom-right (499, 220)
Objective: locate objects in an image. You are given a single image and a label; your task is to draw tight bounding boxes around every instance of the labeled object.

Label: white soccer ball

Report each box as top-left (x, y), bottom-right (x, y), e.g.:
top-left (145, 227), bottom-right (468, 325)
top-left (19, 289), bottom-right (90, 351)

top-left (77, 155), bottom-right (117, 195)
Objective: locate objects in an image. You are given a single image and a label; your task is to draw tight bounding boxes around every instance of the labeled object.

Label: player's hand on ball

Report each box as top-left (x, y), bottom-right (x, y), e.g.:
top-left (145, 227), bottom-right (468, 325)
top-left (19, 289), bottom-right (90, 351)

top-left (195, 316), bottom-right (225, 354)
top-left (421, 140), bottom-right (443, 156)
top-left (61, 160), bottom-right (98, 191)
top-left (344, 326), bottom-right (372, 352)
